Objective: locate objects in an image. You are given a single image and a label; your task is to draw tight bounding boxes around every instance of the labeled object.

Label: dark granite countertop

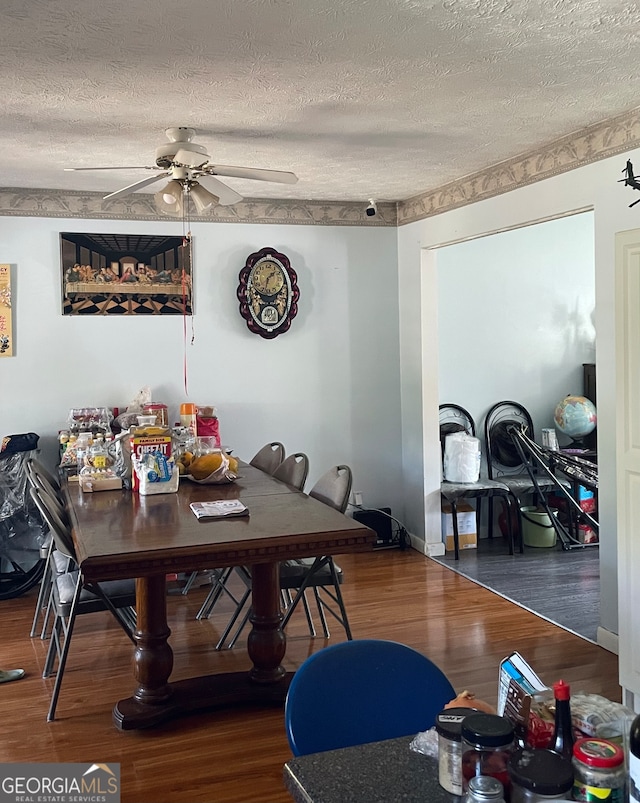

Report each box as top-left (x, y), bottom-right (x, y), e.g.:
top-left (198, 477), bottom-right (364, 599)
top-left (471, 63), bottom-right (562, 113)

top-left (283, 736), bottom-right (462, 803)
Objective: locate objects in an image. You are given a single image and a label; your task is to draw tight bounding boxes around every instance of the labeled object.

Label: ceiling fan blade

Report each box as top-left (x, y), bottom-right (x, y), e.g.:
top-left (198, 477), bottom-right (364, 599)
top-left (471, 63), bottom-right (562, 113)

top-left (64, 166), bottom-right (158, 171)
top-left (103, 172), bottom-right (170, 200)
top-left (173, 148), bottom-right (210, 169)
top-left (197, 175), bottom-right (244, 206)
top-left (209, 165), bottom-right (298, 184)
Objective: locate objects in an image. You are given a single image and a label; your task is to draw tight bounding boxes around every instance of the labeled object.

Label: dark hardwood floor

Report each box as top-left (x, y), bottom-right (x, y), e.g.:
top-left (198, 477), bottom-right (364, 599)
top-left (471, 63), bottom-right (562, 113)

top-left (0, 549), bottom-right (620, 803)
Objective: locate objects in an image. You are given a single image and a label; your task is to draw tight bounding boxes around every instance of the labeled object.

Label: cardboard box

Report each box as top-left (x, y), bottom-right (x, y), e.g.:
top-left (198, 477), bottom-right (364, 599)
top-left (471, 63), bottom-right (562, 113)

top-left (442, 501), bottom-right (477, 551)
top-left (445, 532), bottom-right (478, 552)
top-left (80, 475), bottom-right (123, 492)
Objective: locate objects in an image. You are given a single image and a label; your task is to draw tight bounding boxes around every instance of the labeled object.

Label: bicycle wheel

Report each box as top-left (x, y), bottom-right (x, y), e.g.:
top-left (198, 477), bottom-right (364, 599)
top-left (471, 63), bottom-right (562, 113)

top-left (0, 517), bottom-right (46, 600)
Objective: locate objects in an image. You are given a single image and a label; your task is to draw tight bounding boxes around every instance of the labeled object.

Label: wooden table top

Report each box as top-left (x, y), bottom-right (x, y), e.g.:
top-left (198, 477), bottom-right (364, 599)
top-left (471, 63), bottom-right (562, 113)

top-left (64, 463), bottom-right (375, 581)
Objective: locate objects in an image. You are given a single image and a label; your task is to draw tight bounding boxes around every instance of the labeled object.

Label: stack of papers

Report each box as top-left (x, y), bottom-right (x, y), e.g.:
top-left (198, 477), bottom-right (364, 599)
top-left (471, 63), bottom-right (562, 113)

top-left (190, 500), bottom-right (249, 519)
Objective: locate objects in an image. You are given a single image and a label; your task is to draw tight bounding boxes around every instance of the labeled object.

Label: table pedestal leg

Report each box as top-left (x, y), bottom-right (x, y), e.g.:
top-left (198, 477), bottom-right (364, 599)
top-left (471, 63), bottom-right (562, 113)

top-left (248, 562), bottom-right (286, 683)
top-left (133, 575), bottom-right (173, 704)
top-left (112, 564), bottom-right (290, 731)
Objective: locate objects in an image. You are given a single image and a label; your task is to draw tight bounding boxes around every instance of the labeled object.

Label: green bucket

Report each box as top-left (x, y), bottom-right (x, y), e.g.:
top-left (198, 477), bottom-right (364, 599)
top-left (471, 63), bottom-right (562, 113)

top-left (520, 506), bottom-right (557, 548)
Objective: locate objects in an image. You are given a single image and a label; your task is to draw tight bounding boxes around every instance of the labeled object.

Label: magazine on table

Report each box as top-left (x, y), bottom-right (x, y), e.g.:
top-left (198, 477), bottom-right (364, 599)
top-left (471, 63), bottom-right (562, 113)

top-left (189, 500), bottom-right (249, 519)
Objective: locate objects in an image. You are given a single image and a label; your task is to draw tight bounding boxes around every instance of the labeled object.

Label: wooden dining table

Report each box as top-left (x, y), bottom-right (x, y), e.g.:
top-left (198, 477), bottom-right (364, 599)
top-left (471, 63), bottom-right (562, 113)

top-left (63, 463), bottom-right (375, 730)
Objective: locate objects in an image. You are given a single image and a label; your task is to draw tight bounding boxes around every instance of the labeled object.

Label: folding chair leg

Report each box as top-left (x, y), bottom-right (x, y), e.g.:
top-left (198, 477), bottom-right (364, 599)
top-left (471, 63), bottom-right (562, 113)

top-left (47, 575), bottom-right (83, 722)
top-left (214, 587), bottom-right (251, 650)
top-left (313, 587), bottom-right (330, 638)
top-left (226, 605), bottom-right (252, 649)
top-left (196, 568), bottom-right (234, 620)
top-left (43, 616), bottom-right (62, 678)
top-left (300, 590), bottom-right (317, 637)
top-left (280, 557), bottom-right (324, 631)
top-left (327, 558), bottom-right (353, 640)
top-left (181, 571), bottom-right (199, 595)
top-left (30, 563), bottom-right (52, 637)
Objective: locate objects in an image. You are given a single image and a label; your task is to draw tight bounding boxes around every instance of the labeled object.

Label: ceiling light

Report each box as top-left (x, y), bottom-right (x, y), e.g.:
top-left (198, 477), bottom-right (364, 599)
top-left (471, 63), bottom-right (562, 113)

top-left (190, 183), bottom-right (220, 213)
top-left (154, 180), bottom-right (184, 215)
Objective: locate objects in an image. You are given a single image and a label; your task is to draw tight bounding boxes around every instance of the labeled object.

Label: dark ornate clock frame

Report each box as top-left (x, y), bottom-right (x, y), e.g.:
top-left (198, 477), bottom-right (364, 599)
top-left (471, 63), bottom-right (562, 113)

top-left (237, 247), bottom-right (300, 339)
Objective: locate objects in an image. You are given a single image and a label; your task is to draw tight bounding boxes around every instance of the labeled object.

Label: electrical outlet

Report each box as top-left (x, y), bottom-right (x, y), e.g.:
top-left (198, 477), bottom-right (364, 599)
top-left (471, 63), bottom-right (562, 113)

top-left (354, 492), bottom-right (363, 507)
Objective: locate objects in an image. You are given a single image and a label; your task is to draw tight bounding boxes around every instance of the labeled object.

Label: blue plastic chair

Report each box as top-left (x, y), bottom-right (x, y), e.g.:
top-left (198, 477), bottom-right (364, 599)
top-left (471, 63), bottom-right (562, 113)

top-left (284, 639), bottom-right (456, 756)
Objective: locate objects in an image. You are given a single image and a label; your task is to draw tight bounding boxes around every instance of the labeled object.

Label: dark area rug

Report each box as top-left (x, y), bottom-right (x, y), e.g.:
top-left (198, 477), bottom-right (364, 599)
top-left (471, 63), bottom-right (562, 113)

top-left (430, 537), bottom-right (600, 642)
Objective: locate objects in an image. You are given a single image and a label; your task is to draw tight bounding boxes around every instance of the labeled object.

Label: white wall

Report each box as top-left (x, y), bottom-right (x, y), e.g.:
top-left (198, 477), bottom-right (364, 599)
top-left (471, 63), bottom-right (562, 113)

top-left (437, 212), bottom-right (596, 442)
top-left (398, 147), bottom-right (640, 642)
top-left (1, 216), bottom-right (403, 517)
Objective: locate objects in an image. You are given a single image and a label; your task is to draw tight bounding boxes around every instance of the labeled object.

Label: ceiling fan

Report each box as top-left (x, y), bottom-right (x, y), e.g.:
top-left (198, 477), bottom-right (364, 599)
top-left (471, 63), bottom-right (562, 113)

top-left (64, 126), bottom-right (298, 214)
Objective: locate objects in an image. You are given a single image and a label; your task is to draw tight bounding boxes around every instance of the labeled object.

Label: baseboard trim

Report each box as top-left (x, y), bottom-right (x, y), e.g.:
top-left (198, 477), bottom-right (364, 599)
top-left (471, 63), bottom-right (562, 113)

top-left (413, 537), bottom-right (445, 557)
top-left (596, 626), bottom-right (619, 655)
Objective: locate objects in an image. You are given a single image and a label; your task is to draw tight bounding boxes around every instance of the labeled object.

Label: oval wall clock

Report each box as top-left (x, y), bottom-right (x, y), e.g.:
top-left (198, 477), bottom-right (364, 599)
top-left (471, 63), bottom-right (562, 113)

top-left (237, 247), bottom-right (300, 339)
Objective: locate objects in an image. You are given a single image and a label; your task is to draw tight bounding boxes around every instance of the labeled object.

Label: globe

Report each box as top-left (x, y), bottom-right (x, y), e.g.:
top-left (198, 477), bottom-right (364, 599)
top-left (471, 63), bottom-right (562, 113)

top-left (553, 395), bottom-right (597, 444)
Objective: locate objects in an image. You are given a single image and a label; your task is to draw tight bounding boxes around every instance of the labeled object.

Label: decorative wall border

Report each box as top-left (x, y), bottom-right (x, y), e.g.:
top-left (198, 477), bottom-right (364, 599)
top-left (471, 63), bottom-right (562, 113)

top-left (0, 189), bottom-right (397, 226)
top-left (2, 106), bottom-right (640, 227)
top-left (397, 106), bottom-right (640, 225)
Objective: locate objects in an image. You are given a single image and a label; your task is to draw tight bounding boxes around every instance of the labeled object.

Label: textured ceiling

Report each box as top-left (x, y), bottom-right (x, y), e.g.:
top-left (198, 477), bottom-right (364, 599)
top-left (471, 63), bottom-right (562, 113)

top-left (3, 0), bottom-right (640, 204)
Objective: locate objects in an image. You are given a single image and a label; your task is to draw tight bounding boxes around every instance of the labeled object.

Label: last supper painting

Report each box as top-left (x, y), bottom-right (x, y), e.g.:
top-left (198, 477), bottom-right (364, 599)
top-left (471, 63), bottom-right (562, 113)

top-left (60, 232), bottom-right (192, 315)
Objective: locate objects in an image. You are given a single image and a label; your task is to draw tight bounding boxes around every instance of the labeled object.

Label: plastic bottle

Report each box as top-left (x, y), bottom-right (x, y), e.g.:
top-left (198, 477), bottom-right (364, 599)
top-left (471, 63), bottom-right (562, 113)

top-left (630, 713), bottom-right (640, 801)
top-left (90, 434), bottom-right (108, 469)
top-left (548, 679), bottom-right (574, 762)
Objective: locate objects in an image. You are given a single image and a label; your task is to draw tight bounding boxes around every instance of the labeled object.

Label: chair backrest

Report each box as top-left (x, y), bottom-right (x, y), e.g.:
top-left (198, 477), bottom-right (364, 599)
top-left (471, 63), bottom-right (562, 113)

top-left (284, 639), bottom-right (455, 756)
top-left (308, 465), bottom-right (352, 514)
top-left (484, 401), bottom-right (535, 479)
top-left (249, 442), bottom-right (285, 474)
top-left (438, 404), bottom-right (476, 460)
top-left (273, 453), bottom-right (309, 491)
top-left (26, 459), bottom-right (68, 524)
top-left (29, 486), bottom-right (76, 562)
top-left (26, 457), bottom-right (61, 493)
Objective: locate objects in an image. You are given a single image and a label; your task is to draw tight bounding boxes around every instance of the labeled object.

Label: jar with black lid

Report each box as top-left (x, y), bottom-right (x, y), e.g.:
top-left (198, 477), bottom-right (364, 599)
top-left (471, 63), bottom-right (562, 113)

top-left (461, 713), bottom-right (514, 795)
top-left (571, 738), bottom-right (625, 802)
top-left (435, 706), bottom-right (477, 795)
top-left (508, 747), bottom-right (574, 802)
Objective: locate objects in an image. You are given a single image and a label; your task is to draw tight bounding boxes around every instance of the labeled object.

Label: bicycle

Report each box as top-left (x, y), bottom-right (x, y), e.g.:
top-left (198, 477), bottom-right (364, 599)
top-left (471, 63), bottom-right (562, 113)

top-left (0, 434), bottom-right (47, 600)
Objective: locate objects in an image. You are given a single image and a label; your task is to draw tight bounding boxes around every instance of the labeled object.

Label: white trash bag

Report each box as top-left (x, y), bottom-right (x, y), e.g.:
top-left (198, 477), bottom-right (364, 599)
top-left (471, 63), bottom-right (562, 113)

top-left (443, 432), bottom-right (481, 483)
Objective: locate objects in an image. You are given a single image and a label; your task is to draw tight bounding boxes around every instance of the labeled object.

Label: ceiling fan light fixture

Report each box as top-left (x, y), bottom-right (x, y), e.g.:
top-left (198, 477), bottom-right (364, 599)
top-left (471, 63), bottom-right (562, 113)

top-left (189, 182), bottom-right (220, 213)
top-left (154, 180), bottom-right (184, 215)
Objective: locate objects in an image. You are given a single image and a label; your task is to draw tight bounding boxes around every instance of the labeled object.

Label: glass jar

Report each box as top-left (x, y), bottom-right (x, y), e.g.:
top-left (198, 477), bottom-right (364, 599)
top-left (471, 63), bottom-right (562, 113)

top-left (435, 707), bottom-right (477, 795)
top-left (572, 738), bottom-right (625, 802)
top-left (508, 748), bottom-right (574, 802)
top-left (465, 775), bottom-right (506, 802)
top-left (461, 713), bottom-right (514, 796)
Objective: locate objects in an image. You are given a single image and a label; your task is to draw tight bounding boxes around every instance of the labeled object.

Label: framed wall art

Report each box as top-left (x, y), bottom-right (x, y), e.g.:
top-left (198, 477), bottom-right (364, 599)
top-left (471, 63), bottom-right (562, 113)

top-left (0, 264), bottom-right (13, 356)
top-left (60, 233), bottom-right (192, 315)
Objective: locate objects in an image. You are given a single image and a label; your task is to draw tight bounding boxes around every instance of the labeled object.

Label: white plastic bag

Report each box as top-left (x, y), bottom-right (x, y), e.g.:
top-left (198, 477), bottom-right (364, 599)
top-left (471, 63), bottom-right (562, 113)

top-left (443, 432), bottom-right (481, 483)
